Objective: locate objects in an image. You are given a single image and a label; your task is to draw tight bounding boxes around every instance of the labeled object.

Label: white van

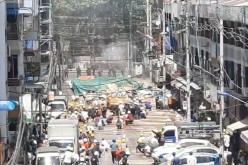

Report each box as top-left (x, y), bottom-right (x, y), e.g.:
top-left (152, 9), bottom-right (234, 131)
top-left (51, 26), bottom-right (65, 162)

top-left (36, 146), bottom-right (61, 165)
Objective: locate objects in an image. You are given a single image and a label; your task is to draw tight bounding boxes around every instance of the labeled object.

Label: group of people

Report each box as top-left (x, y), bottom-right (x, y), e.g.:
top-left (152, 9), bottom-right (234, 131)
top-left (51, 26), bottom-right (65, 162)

top-left (64, 65), bottom-right (126, 78)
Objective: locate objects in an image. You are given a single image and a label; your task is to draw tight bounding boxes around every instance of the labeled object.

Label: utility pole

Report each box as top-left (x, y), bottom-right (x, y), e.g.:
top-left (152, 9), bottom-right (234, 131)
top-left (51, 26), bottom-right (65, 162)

top-left (149, 5), bottom-right (153, 80)
top-left (129, 2), bottom-right (133, 76)
top-left (219, 19), bottom-right (225, 165)
top-left (186, 12), bottom-right (191, 123)
top-left (146, 0), bottom-right (149, 53)
top-left (162, 3), bottom-right (167, 109)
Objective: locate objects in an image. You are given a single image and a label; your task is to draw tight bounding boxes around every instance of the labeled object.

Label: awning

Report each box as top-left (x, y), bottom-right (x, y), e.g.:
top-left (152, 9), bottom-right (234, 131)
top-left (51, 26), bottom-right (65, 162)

top-left (7, 8), bottom-right (33, 16)
top-left (19, 8), bottom-right (33, 16)
top-left (241, 130), bottom-right (248, 144)
top-left (170, 77), bottom-right (201, 91)
top-left (25, 82), bottom-right (45, 89)
top-left (226, 118), bottom-right (248, 132)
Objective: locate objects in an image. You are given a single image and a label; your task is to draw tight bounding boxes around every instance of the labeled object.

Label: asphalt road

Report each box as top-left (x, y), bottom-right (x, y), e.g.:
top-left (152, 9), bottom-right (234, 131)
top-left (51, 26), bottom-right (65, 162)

top-left (90, 110), bottom-right (183, 165)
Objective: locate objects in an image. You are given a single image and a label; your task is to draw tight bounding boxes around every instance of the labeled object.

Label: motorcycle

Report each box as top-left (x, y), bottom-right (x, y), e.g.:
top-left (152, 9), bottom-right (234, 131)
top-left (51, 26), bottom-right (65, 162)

top-left (136, 143), bottom-right (146, 153)
top-left (140, 106), bottom-right (148, 119)
top-left (77, 156), bottom-right (89, 165)
top-left (121, 155), bottom-right (129, 165)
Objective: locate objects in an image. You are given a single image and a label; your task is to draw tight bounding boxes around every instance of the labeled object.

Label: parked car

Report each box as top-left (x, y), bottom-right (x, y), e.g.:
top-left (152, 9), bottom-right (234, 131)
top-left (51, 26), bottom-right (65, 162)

top-left (152, 139), bottom-right (211, 164)
top-left (159, 145), bottom-right (232, 165)
top-left (160, 153), bottom-right (219, 165)
top-left (159, 145), bottom-right (219, 164)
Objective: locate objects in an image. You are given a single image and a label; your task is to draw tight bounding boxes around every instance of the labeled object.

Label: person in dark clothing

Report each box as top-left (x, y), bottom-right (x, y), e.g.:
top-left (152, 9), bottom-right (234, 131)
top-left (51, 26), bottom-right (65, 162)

top-left (92, 66), bottom-right (96, 76)
top-left (108, 67), bottom-right (112, 77)
top-left (94, 142), bottom-right (101, 158)
top-left (77, 66), bottom-right (81, 78)
top-left (86, 68), bottom-right (91, 76)
top-left (64, 67), bottom-right (68, 79)
top-left (121, 69), bottom-right (124, 77)
top-left (112, 69), bottom-right (116, 78)
top-left (98, 69), bottom-right (103, 77)
top-left (102, 107), bottom-right (107, 118)
top-left (130, 107), bottom-right (135, 117)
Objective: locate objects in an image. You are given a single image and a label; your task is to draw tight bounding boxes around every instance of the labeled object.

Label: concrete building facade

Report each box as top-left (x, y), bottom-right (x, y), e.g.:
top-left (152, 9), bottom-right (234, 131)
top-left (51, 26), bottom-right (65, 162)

top-left (164, 2), bottom-right (248, 152)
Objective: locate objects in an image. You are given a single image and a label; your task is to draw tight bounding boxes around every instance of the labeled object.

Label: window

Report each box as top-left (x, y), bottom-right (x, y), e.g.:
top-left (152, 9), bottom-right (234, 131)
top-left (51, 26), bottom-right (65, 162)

top-left (245, 67), bottom-right (248, 87)
top-left (196, 149), bottom-right (218, 154)
top-left (205, 52), bottom-right (209, 71)
top-left (8, 55), bottom-right (18, 78)
top-left (164, 130), bottom-right (175, 137)
top-left (194, 48), bottom-right (199, 65)
top-left (180, 142), bottom-right (205, 148)
top-left (201, 50), bottom-right (204, 68)
top-left (196, 156), bottom-right (214, 163)
top-left (180, 158), bottom-right (188, 165)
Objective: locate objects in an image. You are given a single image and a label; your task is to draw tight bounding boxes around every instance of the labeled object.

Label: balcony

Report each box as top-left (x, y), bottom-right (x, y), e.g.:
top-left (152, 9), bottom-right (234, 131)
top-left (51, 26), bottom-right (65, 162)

top-left (8, 78), bottom-right (21, 86)
top-left (7, 23), bottom-right (19, 40)
top-left (6, 0), bottom-right (23, 9)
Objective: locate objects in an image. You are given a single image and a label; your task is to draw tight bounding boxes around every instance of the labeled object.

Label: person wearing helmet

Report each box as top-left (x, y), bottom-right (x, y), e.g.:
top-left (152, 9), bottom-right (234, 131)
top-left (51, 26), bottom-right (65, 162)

top-left (110, 139), bottom-right (119, 164)
top-left (79, 129), bottom-right (83, 140)
top-left (136, 134), bottom-right (146, 153)
top-left (63, 146), bottom-right (79, 165)
top-left (81, 138), bottom-right (89, 151)
top-left (70, 111), bottom-right (78, 120)
top-left (126, 111), bottom-right (134, 125)
top-left (120, 139), bottom-right (127, 151)
top-left (100, 138), bottom-right (110, 155)
top-left (80, 146), bottom-right (86, 155)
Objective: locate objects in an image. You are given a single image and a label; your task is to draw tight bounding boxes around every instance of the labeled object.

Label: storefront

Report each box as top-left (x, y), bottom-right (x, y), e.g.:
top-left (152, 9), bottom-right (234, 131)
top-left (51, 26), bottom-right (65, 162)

top-left (170, 77), bottom-right (201, 111)
top-left (226, 117), bottom-right (248, 162)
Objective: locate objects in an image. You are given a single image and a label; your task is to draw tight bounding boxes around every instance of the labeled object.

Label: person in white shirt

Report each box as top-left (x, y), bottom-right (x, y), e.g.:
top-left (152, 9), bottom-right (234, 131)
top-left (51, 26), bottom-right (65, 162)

top-left (70, 112), bottom-right (78, 120)
top-left (63, 146), bottom-right (79, 165)
top-left (100, 138), bottom-right (110, 154)
top-left (187, 152), bottom-right (197, 165)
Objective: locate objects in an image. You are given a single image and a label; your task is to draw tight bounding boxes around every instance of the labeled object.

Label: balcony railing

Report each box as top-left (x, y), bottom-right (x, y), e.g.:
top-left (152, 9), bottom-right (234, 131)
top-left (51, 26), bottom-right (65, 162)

top-left (7, 23), bottom-right (19, 40)
top-left (8, 78), bottom-right (20, 86)
top-left (6, 0), bottom-right (24, 8)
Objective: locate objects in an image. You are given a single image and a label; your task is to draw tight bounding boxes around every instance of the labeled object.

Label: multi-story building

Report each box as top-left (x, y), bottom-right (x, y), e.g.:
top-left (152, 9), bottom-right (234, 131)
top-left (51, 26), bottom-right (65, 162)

top-left (164, 1), bottom-right (248, 154)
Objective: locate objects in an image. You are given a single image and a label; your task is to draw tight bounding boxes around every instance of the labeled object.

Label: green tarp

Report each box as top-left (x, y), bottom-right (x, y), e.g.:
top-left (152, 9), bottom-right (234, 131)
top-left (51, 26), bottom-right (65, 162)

top-left (72, 77), bottom-right (143, 95)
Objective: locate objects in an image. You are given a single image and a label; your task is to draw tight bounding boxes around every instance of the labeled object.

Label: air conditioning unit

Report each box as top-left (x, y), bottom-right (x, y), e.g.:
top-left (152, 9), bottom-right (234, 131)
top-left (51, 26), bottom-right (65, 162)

top-left (7, 45), bottom-right (11, 57)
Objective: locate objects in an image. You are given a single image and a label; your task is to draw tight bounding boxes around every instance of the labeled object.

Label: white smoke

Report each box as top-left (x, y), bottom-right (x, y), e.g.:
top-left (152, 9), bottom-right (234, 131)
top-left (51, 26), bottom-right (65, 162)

top-left (101, 40), bottom-right (129, 63)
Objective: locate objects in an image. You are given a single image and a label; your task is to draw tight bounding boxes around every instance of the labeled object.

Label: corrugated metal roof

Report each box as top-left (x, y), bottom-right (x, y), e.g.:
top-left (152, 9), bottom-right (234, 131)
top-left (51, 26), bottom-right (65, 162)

top-left (218, 0), bottom-right (248, 6)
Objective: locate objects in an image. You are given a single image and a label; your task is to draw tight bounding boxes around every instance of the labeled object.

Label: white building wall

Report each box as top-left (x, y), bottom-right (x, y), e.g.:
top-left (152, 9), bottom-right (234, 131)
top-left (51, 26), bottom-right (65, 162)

top-left (0, 1), bottom-right (8, 143)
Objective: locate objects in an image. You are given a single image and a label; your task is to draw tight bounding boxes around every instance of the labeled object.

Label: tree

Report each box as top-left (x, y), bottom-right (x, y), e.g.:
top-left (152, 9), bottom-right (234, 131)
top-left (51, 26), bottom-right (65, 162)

top-left (53, 0), bottom-right (156, 57)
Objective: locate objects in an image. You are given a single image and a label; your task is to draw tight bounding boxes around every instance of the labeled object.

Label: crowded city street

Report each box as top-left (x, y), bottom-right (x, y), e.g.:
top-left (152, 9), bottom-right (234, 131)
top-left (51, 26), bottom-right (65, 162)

top-left (1, 0), bottom-right (247, 164)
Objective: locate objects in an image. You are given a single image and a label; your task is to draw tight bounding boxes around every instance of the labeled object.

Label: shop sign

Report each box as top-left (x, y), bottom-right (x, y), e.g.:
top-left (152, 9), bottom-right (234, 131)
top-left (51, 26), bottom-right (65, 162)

top-left (48, 91), bottom-right (55, 101)
top-left (182, 101), bottom-right (187, 110)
